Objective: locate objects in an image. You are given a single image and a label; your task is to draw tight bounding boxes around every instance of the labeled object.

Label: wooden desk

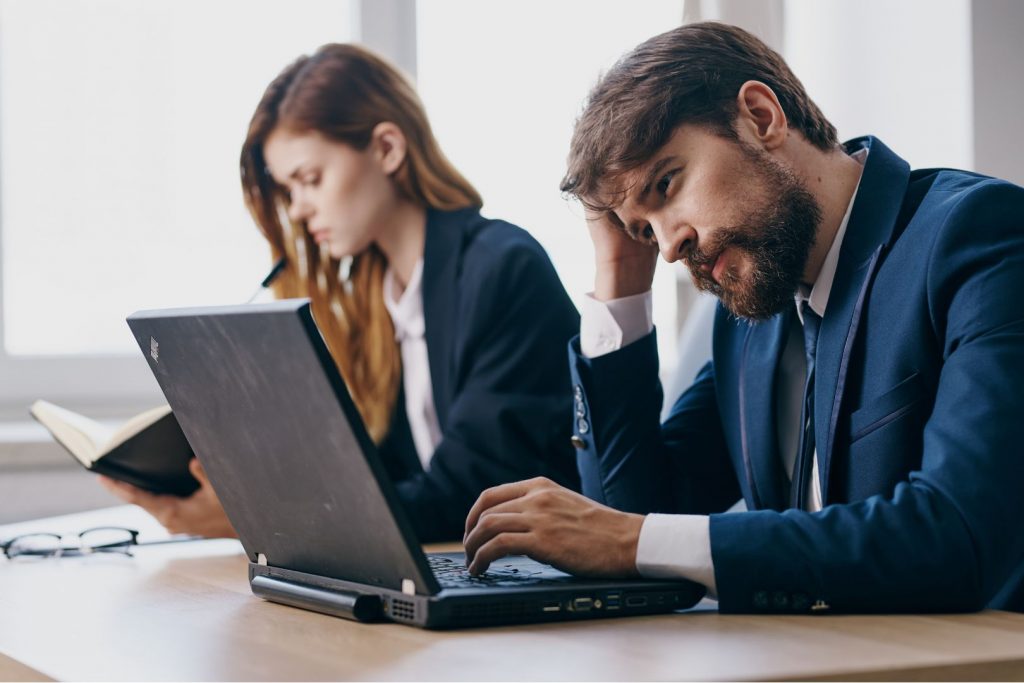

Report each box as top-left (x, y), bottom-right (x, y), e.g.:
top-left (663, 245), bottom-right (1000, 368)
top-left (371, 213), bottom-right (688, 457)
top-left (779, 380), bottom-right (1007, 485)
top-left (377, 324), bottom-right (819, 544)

top-left (2, 506), bottom-right (1024, 681)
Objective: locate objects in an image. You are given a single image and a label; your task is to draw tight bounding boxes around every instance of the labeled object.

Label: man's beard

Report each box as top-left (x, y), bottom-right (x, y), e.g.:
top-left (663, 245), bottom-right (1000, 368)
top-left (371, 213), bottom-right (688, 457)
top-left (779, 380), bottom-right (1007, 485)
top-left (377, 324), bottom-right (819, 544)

top-left (685, 144), bottom-right (822, 321)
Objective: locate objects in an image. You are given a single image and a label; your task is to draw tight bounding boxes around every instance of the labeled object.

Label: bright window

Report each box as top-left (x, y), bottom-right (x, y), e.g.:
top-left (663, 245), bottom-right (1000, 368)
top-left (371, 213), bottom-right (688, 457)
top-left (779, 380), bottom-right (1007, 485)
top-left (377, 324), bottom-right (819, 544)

top-left (0, 0), bottom-right (355, 357)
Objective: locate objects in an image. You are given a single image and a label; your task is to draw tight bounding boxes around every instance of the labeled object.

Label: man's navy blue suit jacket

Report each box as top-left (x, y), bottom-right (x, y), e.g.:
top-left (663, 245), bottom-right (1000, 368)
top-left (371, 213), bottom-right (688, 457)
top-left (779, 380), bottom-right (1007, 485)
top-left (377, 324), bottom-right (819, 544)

top-left (570, 137), bottom-right (1024, 613)
top-left (378, 207), bottom-right (581, 542)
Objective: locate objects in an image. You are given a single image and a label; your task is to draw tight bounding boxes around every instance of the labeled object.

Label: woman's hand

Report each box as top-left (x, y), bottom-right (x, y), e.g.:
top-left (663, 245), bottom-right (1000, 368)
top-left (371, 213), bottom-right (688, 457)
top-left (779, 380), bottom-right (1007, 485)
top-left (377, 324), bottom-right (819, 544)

top-left (99, 458), bottom-right (238, 538)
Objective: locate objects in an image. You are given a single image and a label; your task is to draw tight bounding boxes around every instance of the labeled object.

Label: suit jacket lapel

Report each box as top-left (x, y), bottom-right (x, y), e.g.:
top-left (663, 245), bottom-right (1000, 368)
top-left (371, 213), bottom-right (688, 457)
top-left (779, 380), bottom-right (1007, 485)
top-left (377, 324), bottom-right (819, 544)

top-left (815, 137), bottom-right (911, 505)
top-left (740, 309), bottom-right (792, 511)
top-left (421, 207), bottom-right (473, 427)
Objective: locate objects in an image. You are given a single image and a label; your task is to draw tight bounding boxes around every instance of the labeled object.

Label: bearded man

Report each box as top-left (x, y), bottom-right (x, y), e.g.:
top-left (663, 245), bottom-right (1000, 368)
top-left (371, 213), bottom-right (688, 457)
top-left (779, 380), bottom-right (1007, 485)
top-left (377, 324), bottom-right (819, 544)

top-left (463, 21), bottom-right (1024, 614)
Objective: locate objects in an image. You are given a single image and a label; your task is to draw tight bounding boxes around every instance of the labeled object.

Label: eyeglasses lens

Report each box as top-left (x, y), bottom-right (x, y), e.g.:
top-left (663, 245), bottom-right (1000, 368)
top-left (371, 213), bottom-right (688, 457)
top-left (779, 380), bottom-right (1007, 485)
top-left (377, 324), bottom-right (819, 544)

top-left (6, 533), bottom-right (64, 558)
top-left (79, 528), bottom-right (136, 553)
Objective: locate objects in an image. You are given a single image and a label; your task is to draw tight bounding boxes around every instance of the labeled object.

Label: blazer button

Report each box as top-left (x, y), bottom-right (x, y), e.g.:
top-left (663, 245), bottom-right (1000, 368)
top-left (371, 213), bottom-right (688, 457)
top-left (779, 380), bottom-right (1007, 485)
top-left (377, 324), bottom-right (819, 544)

top-left (570, 435), bottom-right (586, 450)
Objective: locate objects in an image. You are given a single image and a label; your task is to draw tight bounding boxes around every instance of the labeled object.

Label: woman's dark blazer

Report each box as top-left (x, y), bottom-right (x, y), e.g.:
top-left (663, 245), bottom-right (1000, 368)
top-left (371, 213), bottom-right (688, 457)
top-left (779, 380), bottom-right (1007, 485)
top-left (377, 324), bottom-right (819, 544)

top-left (377, 207), bottom-right (581, 542)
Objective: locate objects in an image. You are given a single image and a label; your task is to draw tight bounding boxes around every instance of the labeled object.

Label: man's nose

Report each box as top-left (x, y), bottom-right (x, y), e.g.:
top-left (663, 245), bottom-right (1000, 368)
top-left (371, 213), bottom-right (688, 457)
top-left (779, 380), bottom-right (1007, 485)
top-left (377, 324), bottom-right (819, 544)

top-left (652, 220), bottom-right (695, 263)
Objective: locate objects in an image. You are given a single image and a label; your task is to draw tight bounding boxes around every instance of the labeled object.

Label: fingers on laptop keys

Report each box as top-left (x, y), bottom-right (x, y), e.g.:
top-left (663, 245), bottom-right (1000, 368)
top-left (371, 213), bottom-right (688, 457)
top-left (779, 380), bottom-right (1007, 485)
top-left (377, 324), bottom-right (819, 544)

top-left (464, 477), bottom-right (560, 575)
top-left (464, 477), bottom-right (648, 578)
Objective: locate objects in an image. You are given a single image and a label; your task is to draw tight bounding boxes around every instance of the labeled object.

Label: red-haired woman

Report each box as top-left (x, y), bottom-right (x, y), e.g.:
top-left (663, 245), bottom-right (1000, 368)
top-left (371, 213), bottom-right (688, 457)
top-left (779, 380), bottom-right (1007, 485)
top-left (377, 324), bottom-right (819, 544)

top-left (102, 44), bottom-right (580, 541)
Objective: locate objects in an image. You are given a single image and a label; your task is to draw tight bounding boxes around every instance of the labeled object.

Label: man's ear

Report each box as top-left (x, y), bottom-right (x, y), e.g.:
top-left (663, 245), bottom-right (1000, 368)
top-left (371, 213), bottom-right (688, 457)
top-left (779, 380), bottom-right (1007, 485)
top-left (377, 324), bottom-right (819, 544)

top-left (370, 122), bottom-right (407, 175)
top-left (735, 80), bottom-right (788, 150)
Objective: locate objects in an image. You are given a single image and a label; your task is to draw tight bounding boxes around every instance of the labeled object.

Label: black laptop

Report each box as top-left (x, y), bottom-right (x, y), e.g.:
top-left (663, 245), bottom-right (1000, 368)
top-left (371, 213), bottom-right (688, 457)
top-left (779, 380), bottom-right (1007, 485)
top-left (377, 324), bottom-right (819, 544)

top-left (126, 300), bottom-right (704, 629)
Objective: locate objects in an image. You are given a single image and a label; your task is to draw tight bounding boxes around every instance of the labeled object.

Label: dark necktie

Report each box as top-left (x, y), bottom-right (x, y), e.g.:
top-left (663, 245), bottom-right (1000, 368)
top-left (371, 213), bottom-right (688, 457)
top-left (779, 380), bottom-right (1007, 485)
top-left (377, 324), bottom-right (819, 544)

top-left (791, 304), bottom-right (822, 509)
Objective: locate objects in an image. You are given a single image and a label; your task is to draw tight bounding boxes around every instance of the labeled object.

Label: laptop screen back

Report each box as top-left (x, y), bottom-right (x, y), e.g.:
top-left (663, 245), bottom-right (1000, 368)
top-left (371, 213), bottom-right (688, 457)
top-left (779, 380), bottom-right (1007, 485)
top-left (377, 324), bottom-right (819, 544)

top-left (127, 300), bottom-right (438, 595)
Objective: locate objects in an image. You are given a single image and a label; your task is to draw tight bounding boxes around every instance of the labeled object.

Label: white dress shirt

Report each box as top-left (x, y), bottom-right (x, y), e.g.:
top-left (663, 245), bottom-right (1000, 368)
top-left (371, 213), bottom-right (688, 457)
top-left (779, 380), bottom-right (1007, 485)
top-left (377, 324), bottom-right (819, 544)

top-left (580, 149), bottom-right (866, 596)
top-left (383, 260), bottom-right (443, 470)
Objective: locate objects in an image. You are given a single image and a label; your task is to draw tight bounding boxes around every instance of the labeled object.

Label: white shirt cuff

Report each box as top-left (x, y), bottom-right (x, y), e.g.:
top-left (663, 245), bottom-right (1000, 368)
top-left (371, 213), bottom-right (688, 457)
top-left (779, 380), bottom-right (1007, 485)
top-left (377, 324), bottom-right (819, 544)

top-left (635, 513), bottom-right (718, 597)
top-left (579, 291), bottom-right (654, 358)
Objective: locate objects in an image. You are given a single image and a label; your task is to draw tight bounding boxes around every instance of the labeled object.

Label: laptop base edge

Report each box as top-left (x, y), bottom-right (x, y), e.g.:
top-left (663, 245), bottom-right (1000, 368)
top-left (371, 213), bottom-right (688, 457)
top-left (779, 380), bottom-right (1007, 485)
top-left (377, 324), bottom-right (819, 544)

top-left (251, 562), bottom-right (705, 630)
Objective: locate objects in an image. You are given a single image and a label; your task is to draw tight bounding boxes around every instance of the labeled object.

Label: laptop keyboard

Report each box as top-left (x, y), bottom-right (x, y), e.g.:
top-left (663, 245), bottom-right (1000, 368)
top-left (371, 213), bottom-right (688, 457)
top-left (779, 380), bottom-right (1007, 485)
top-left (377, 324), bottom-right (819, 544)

top-left (428, 555), bottom-right (562, 589)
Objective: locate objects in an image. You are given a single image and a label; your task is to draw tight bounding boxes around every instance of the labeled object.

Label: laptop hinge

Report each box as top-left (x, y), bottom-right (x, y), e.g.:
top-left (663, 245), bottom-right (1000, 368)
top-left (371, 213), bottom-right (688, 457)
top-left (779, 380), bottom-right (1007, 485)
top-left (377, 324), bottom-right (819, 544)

top-left (257, 553), bottom-right (268, 566)
top-left (250, 575), bottom-right (383, 623)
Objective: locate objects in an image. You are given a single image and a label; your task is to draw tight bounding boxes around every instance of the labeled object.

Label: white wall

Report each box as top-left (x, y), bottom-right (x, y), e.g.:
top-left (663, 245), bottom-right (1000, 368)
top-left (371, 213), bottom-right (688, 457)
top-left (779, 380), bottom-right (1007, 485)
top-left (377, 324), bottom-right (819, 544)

top-left (784, 0), bottom-right (973, 171)
top-left (972, 0), bottom-right (1024, 186)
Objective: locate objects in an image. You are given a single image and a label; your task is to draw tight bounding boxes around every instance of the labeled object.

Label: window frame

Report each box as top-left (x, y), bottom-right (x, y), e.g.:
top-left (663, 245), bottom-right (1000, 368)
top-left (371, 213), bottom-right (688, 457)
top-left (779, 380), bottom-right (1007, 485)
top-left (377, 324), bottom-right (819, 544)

top-left (0, 0), bottom-right (415, 420)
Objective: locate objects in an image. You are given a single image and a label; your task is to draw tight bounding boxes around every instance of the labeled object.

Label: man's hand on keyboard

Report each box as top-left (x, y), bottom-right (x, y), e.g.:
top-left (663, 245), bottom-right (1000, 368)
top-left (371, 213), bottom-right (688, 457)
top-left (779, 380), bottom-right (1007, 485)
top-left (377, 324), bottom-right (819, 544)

top-left (463, 477), bottom-right (644, 578)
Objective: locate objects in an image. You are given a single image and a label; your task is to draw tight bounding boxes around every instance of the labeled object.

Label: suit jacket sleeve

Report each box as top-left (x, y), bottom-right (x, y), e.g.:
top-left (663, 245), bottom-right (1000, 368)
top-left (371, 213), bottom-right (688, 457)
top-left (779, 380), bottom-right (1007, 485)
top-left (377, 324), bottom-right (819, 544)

top-left (569, 328), bottom-right (741, 516)
top-left (395, 242), bottom-right (581, 542)
top-left (710, 180), bottom-right (1024, 613)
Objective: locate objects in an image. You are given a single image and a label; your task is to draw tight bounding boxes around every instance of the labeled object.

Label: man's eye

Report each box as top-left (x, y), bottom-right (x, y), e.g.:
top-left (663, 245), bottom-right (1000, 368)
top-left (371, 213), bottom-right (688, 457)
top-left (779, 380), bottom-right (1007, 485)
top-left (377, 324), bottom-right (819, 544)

top-left (303, 175), bottom-right (320, 187)
top-left (656, 170), bottom-right (677, 196)
top-left (624, 222), bottom-right (656, 244)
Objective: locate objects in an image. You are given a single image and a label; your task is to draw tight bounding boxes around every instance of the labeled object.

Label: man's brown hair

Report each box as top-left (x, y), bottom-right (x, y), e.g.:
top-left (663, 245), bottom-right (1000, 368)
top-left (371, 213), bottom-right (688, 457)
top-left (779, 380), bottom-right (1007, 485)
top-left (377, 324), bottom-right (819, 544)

top-left (560, 21), bottom-right (838, 211)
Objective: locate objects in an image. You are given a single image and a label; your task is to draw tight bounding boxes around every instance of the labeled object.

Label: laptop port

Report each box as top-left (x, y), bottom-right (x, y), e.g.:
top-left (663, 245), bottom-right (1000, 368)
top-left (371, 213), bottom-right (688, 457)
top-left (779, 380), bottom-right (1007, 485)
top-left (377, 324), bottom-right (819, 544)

top-left (542, 601), bottom-right (561, 613)
top-left (571, 597), bottom-right (593, 612)
top-left (605, 592), bottom-right (622, 609)
top-left (625, 595), bottom-right (648, 607)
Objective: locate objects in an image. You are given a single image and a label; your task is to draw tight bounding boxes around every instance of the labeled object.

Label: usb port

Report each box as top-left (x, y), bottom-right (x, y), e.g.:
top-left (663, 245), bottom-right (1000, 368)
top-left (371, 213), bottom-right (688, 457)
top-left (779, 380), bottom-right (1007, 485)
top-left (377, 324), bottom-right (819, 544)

top-left (625, 595), bottom-right (648, 607)
top-left (542, 602), bottom-right (561, 613)
top-left (571, 597), bottom-right (593, 612)
top-left (605, 592), bottom-right (622, 610)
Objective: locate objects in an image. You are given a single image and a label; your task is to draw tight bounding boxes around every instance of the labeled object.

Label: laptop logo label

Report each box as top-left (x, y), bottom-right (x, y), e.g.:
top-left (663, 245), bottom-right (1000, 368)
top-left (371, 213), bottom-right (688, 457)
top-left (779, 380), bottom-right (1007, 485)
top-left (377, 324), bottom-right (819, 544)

top-left (150, 336), bottom-right (160, 363)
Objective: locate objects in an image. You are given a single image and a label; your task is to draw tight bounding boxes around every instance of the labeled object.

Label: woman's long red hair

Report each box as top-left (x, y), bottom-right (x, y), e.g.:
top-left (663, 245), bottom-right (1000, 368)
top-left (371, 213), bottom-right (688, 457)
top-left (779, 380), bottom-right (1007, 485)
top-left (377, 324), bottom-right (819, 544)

top-left (240, 44), bottom-right (481, 442)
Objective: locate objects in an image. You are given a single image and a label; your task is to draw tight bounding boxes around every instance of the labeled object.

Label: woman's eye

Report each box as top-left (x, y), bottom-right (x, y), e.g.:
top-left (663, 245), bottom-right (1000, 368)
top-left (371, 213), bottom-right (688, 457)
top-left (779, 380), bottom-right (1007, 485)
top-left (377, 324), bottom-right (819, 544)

top-left (641, 226), bottom-right (656, 243)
